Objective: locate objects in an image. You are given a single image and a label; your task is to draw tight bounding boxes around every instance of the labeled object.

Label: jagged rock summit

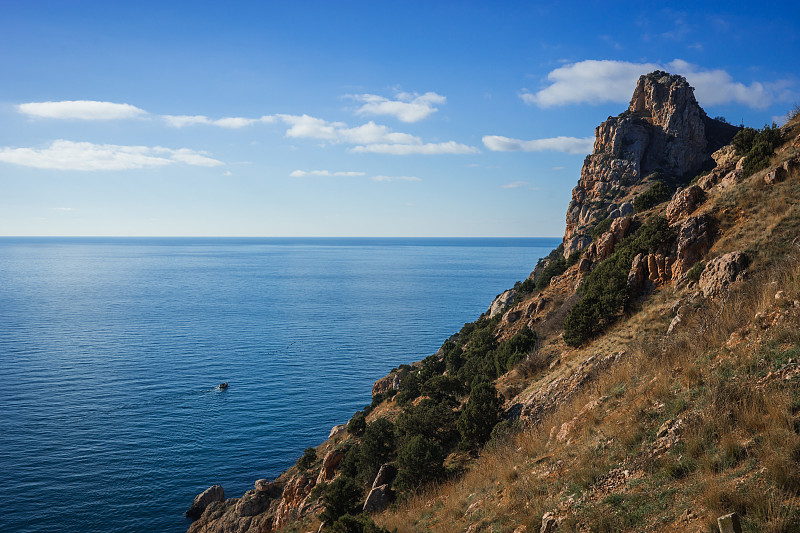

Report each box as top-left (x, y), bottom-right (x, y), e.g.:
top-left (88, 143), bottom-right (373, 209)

top-left (563, 71), bottom-right (739, 257)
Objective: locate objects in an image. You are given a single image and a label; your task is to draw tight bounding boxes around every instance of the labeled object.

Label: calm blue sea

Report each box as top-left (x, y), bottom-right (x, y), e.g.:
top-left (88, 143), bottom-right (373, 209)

top-left (0, 237), bottom-right (558, 533)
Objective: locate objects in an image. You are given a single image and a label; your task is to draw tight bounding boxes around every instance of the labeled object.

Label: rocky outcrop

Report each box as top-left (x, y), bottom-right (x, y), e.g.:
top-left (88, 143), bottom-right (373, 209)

top-left (489, 288), bottom-right (517, 318)
top-left (583, 217), bottom-right (633, 264)
top-left (671, 214), bottom-right (712, 280)
top-left (363, 484), bottom-right (392, 513)
top-left (186, 485), bottom-right (225, 520)
top-left (563, 71), bottom-right (738, 258)
top-left (699, 252), bottom-right (747, 298)
top-left (316, 448), bottom-right (347, 484)
top-left (371, 369), bottom-right (406, 398)
top-left (273, 474), bottom-right (316, 530)
top-left (665, 185), bottom-right (704, 224)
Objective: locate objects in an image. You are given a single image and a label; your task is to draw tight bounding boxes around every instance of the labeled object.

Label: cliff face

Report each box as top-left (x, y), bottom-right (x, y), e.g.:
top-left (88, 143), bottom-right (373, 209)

top-left (185, 75), bottom-right (800, 533)
top-left (563, 71), bottom-right (739, 257)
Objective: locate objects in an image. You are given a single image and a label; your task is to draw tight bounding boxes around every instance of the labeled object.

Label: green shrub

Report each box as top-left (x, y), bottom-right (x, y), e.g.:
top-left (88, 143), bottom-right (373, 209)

top-left (394, 435), bottom-right (446, 491)
top-left (686, 261), bottom-right (705, 282)
top-left (348, 412), bottom-right (367, 436)
top-left (536, 254), bottom-right (567, 290)
top-left (357, 418), bottom-right (396, 484)
top-left (320, 476), bottom-right (363, 525)
top-left (329, 514), bottom-right (392, 533)
top-left (420, 374), bottom-right (466, 401)
top-left (564, 216), bottom-right (675, 346)
top-left (633, 181), bottom-right (671, 213)
top-left (733, 124), bottom-right (782, 177)
top-left (591, 217), bottom-right (613, 240)
top-left (493, 326), bottom-right (537, 375)
top-left (457, 381), bottom-right (504, 449)
top-left (396, 398), bottom-right (458, 447)
top-left (297, 447), bottom-right (317, 471)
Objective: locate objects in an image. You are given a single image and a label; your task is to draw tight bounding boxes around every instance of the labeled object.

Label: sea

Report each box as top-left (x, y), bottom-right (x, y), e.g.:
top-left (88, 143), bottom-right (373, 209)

top-left (0, 237), bottom-right (559, 533)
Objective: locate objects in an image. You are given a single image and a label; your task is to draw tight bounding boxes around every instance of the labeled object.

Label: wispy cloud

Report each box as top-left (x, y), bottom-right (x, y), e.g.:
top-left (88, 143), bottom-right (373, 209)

top-left (482, 135), bottom-right (594, 154)
top-left (277, 114), bottom-right (420, 145)
top-left (18, 100), bottom-right (147, 120)
top-left (0, 140), bottom-right (223, 170)
top-left (523, 59), bottom-right (787, 109)
top-left (371, 175), bottom-right (421, 182)
top-left (164, 115), bottom-right (276, 128)
top-left (347, 91), bottom-right (446, 122)
top-left (351, 141), bottom-right (479, 155)
top-left (501, 181), bottom-right (529, 189)
top-left (53, 207), bottom-right (74, 211)
top-left (290, 169), bottom-right (366, 178)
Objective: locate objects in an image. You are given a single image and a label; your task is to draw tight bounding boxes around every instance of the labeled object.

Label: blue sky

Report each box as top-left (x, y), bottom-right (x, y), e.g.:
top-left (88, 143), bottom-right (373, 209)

top-left (1, 1), bottom-right (798, 237)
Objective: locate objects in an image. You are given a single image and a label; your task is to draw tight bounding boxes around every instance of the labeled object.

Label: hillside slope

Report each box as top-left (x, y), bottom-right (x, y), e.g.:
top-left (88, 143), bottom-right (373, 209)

top-left (186, 74), bottom-right (800, 533)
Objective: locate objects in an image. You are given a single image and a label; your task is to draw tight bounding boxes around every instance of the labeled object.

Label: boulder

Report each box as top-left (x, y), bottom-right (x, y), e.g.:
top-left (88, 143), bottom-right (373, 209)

top-left (235, 489), bottom-right (270, 517)
top-left (186, 484), bottom-right (225, 520)
top-left (329, 424), bottom-right (347, 439)
top-left (666, 185), bottom-right (704, 225)
top-left (699, 252), bottom-right (747, 298)
top-left (671, 215), bottom-right (711, 279)
top-left (372, 464), bottom-right (398, 489)
top-left (316, 448), bottom-right (347, 483)
top-left (764, 166), bottom-right (787, 185)
top-left (363, 484), bottom-right (392, 513)
top-left (627, 253), bottom-right (648, 296)
top-left (488, 288), bottom-right (517, 318)
top-left (372, 371), bottom-right (403, 398)
top-left (540, 512), bottom-right (557, 533)
top-left (619, 202), bottom-right (634, 216)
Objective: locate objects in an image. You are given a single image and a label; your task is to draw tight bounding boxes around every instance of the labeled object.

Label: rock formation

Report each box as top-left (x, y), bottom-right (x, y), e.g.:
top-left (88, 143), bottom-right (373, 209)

top-left (563, 71), bottom-right (738, 257)
top-left (186, 485), bottom-right (225, 520)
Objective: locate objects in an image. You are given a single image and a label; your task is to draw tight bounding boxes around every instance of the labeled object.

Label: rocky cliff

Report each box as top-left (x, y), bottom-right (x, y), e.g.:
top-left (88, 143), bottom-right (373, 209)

top-left (563, 71), bottom-right (739, 258)
top-left (185, 75), bottom-right (800, 533)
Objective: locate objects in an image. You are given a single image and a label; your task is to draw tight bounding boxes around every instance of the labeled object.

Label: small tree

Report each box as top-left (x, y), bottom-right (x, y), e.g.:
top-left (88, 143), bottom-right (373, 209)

top-left (347, 412), bottom-right (366, 436)
top-left (357, 418), bottom-right (396, 484)
top-left (394, 435), bottom-right (446, 491)
top-left (297, 447), bottom-right (317, 471)
top-left (320, 476), bottom-right (363, 525)
top-left (457, 381), bottom-right (504, 449)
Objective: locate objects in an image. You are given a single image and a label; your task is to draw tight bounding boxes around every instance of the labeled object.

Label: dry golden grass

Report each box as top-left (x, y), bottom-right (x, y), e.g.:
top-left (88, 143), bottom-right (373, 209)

top-left (376, 247), bottom-right (800, 533)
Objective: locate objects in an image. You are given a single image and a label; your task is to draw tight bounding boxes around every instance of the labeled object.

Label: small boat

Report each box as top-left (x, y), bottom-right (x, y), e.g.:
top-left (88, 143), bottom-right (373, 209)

top-left (218, 382), bottom-right (229, 390)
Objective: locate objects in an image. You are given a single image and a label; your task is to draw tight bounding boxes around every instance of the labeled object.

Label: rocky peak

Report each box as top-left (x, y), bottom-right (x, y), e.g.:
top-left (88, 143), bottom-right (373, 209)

top-left (562, 71), bottom-right (739, 258)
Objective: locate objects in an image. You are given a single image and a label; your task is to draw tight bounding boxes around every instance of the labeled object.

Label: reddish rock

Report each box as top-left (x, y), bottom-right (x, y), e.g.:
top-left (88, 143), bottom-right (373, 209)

top-left (666, 185), bottom-right (704, 224)
top-left (699, 251), bottom-right (747, 298)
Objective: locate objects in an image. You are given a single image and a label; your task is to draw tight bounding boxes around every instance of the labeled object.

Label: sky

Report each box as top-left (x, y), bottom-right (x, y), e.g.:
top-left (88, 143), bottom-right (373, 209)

top-left (1, 1), bottom-right (798, 237)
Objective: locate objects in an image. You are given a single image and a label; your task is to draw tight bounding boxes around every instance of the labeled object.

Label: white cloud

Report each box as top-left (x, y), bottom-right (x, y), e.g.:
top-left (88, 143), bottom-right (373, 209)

top-left (164, 114), bottom-right (275, 128)
top-left (18, 100), bottom-right (147, 120)
top-left (348, 91), bottom-right (446, 122)
top-left (290, 169), bottom-right (366, 178)
top-left (371, 175), bottom-right (421, 182)
top-left (667, 59), bottom-right (772, 108)
top-left (53, 207), bottom-right (74, 211)
top-left (223, 170), bottom-right (233, 176)
top-left (501, 181), bottom-right (529, 189)
top-left (351, 141), bottom-right (480, 155)
top-left (483, 135), bottom-right (594, 154)
top-left (0, 140), bottom-right (223, 170)
top-left (552, 166), bottom-right (565, 171)
top-left (522, 60), bottom-right (660, 107)
top-left (276, 115), bottom-right (419, 145)
top-left (523, 59), bottom-right (784, 109)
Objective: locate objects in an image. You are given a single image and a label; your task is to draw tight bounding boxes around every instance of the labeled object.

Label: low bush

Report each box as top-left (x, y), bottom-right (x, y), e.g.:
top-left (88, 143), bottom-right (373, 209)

top-left (733, 124), bottom-right (782, 177)
top-left (633, 181), bottom-right (671, 213)
top-left (457, 381), bottom-right (504, 449)
top-left (394, 435), bottom-right (446, 491)
top-left (329, 513), bottom-right (392, 533)
top-left (564, 216), bottom-right (675, 346)
top-left (320, 476), bottom-right (363, 525)
top-left (297, 447), bottom-right (317, 471)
